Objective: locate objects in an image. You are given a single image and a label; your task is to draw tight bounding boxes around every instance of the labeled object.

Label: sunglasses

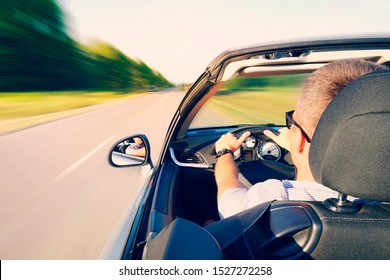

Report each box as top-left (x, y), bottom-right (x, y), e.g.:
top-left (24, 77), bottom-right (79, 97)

top-left (285, 110), bottom-right (312, 143)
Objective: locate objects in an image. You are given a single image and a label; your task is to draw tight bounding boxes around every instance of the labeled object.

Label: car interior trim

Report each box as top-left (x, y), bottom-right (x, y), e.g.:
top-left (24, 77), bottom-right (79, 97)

top-left (221, 49), bottom-right (390, 81)
top-left (169, 147), bottom-right (209, 168)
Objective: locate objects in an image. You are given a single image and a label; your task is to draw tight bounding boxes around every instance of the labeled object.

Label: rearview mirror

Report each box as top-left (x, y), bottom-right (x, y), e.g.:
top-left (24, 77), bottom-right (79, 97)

top-left (108, 134), bottom-right (152, 167)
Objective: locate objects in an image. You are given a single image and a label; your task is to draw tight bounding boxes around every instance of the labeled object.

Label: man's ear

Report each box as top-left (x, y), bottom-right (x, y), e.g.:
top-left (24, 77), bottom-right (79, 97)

top-left (291, 126), bottom-right (306, 154)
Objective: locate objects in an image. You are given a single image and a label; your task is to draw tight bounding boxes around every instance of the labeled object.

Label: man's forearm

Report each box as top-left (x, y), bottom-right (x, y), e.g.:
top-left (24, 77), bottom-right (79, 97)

top-left (214, 131), bottom-right (251, 200)
top-left (215, 153), bottom-right (246, 200)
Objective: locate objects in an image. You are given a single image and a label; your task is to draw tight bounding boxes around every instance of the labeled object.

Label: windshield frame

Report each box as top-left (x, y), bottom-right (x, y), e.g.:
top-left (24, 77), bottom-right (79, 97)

top-left (173, 38), bottom-right (390, 140)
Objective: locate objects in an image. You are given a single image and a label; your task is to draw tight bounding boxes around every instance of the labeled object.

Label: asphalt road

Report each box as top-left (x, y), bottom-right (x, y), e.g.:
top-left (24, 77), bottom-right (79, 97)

top-left (0, 90), bottom-right (185, 259)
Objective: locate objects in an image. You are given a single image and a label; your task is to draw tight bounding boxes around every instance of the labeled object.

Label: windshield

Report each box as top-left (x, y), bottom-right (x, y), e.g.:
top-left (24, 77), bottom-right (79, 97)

top-left (190, 73), bottom-right (308, 128)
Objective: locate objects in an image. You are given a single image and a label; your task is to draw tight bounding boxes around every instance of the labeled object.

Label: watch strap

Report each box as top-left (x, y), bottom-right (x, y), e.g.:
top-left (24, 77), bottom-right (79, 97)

top-left (215, 148), bottom-right (234, 159)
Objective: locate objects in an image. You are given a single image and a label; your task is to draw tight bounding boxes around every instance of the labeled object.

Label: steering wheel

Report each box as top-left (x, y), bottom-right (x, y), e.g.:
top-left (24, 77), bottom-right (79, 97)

top-left (228, 125), bottom-right (296, 185)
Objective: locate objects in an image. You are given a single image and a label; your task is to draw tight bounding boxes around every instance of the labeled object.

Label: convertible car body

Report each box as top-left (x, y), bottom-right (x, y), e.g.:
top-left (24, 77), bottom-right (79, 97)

top-left (108, 37), bottom-right (390, 260)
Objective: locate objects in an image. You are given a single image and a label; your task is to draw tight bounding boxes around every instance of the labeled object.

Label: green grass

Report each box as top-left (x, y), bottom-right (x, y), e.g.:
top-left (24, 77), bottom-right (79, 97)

top-left (207, 87), bottom-right (300, 125)
top-left (0, 91), bottom-right (144, 134)
top-left (0, 91), bottom-right (143, 121)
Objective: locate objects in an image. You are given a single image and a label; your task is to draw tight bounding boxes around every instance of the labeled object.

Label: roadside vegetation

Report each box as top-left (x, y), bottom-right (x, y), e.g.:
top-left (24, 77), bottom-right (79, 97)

top-left (0, 91), bottom-right (143, 121)
top-left (1, 1), bottom-right (173, 93)
top-left (196, 74), bottom-right (308, 126)
top-left (0, 91), bottom-right (144, 134)
top-left (0, 0), bottom-right (174, 133)
top-left (208, 87), bottom-right (300, 125)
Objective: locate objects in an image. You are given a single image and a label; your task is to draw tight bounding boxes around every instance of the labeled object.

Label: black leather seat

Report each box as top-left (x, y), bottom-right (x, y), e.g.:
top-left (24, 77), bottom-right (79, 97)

top-left (304, 69), bottom-right (390, 259)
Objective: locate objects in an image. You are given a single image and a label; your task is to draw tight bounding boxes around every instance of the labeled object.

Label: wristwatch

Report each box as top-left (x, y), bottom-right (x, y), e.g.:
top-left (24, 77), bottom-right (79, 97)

top-left (215, 148), bottom-right (234, 159)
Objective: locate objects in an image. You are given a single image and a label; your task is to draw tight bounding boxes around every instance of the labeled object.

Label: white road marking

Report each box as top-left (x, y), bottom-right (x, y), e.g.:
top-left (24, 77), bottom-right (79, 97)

top-left (49, 135), bottom-right (117, 184)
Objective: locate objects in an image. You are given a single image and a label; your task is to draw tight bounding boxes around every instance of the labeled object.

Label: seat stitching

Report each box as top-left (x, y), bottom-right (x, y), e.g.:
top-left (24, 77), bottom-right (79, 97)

top-left (321, 217), bottom-right (390, 222)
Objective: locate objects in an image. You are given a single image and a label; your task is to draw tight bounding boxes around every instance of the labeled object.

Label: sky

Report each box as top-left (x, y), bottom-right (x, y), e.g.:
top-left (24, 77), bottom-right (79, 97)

top-left (62, 0), bottom-right (390, 84)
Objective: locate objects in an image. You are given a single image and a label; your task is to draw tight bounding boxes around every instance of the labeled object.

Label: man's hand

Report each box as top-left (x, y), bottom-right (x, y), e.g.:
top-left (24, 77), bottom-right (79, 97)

top-left (264, 128), bottom-right (291, 151)
top-left (215, 131), bottom-right (251, 153)
top-left (126, 146), bottom-right (146, 157)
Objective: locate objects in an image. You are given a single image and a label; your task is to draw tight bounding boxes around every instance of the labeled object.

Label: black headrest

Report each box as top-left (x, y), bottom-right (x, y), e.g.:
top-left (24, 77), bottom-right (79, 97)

top-left (309, 70), bottom-right (390, 202)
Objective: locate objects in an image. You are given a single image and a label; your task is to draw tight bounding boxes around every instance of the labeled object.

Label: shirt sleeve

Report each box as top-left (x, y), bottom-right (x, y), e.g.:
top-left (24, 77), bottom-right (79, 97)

top-left (218, 179), bottom-right (286, 218)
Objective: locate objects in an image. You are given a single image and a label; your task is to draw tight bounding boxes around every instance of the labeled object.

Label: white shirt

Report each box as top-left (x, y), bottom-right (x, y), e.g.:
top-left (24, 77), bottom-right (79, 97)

top-left (218, 179), bottom-right (340, 218)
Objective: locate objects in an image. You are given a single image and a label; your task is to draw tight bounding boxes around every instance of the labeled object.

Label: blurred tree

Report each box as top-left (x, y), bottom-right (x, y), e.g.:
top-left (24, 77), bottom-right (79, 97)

top-left (136, 60), bottom-right (173, 89)
top-left (83, 41), bottom-right (173, 91)
top-left (0, 0), bottom-right (173, 92)
top-left (222, 74), bottom-right (308, 91)
top-left (0, 0), bottom-right (88, 91)
top-left (83, 41), bottom-right (134, 90)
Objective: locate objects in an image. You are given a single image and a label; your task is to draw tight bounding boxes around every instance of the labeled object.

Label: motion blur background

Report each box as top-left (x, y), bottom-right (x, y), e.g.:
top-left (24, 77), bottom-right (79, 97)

top-left (1, 0), bottom-right (390, 259)
top-left (0, 0), bottom-right (175, 135)
top-left (1, 0), bottom-right (390, 129)
top-left (0, 0), bottom-right (173, 92)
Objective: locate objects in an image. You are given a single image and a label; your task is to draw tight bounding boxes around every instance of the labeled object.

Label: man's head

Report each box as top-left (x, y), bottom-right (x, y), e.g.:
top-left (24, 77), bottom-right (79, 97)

top-left (295, 59), bottom-right (387, 139)
top-left (290, 59), bottom-right (386, 180)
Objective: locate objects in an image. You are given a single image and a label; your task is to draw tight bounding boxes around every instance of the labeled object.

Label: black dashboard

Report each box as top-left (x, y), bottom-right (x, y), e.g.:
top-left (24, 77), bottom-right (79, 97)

top-left (169, 125), bottom-right (296, 184)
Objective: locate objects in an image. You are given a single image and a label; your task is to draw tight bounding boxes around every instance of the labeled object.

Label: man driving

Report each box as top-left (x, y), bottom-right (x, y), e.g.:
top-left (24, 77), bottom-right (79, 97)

top-left (214, 59), bottom-right (386, 218)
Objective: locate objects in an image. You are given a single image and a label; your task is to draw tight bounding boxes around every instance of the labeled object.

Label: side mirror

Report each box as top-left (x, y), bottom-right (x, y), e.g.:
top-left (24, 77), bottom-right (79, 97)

top-left (108, 134), bottom-right (152, 168)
